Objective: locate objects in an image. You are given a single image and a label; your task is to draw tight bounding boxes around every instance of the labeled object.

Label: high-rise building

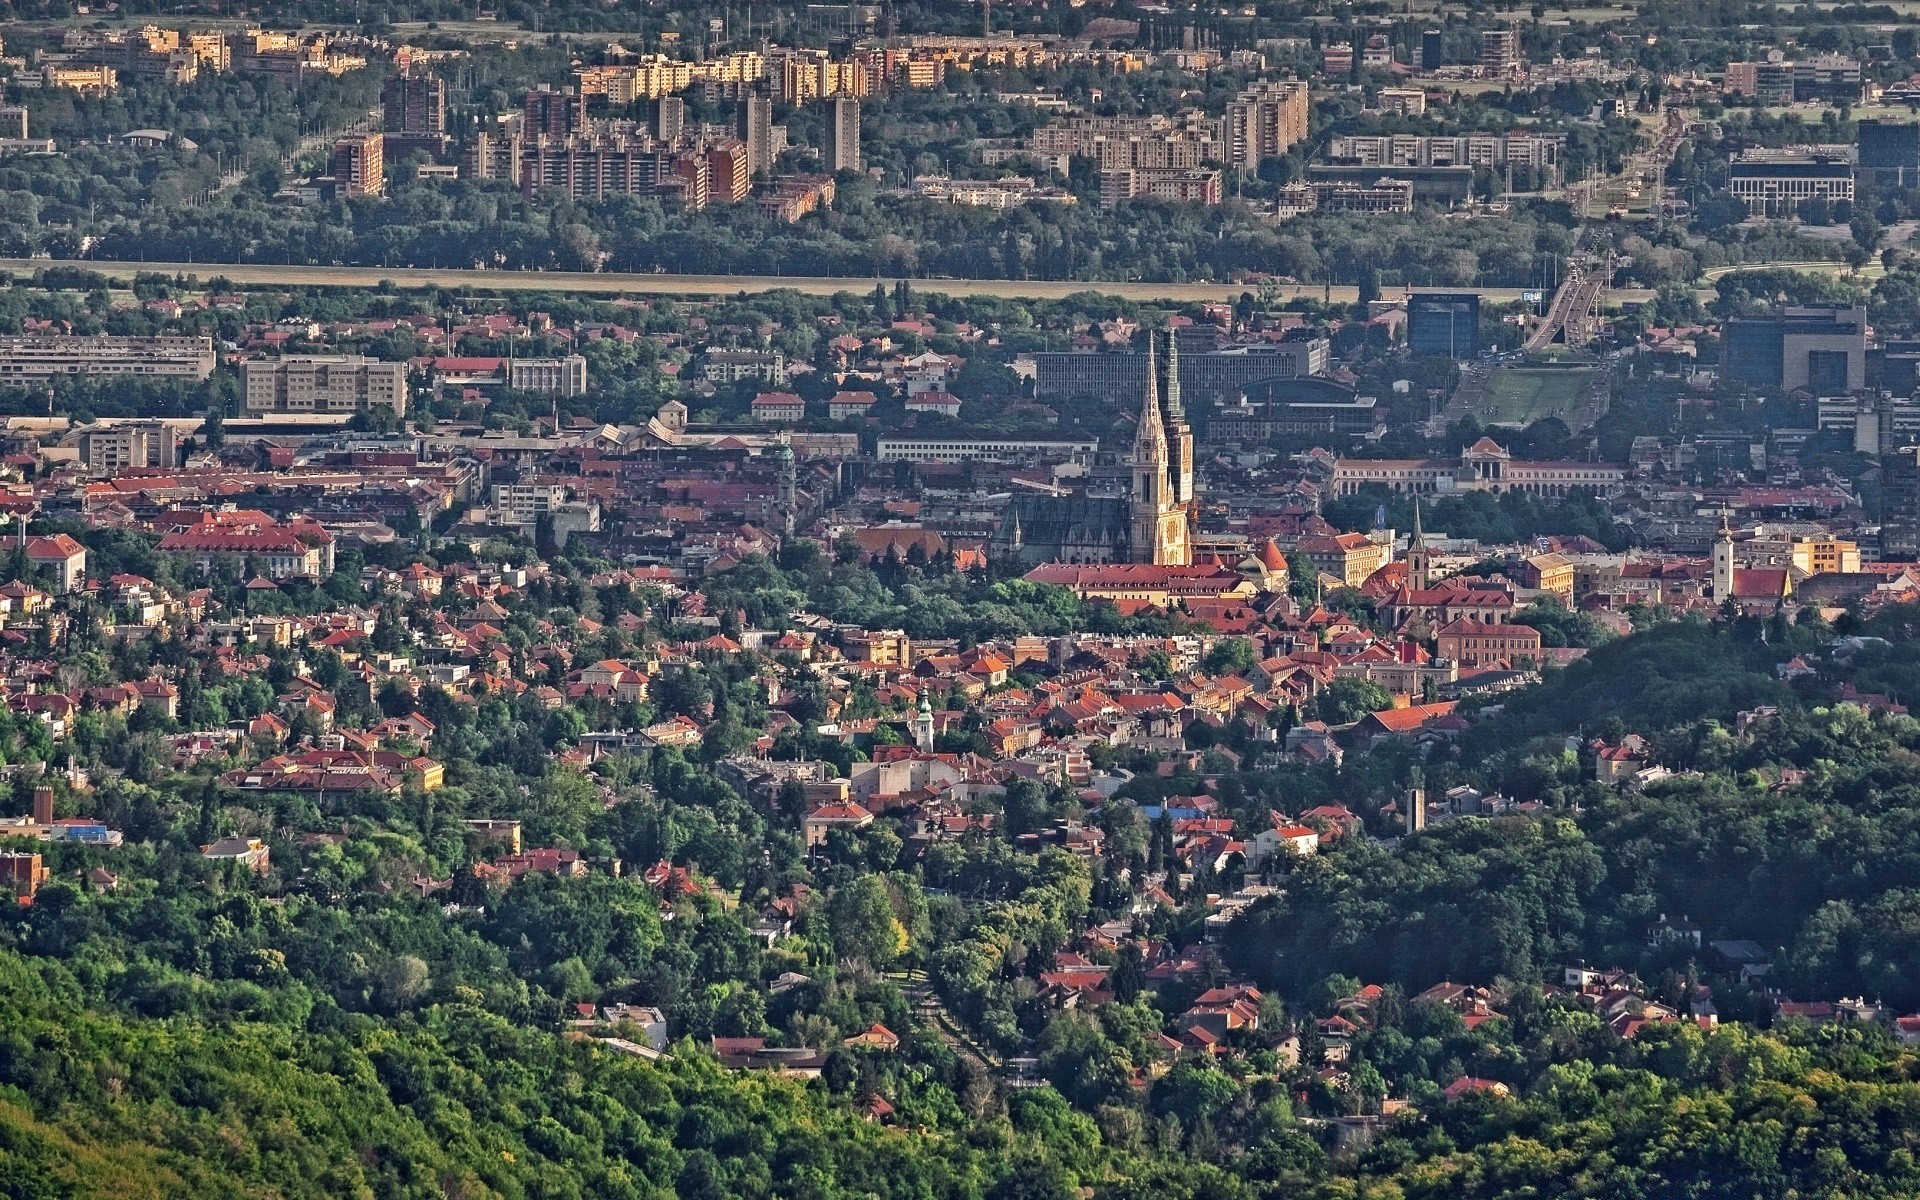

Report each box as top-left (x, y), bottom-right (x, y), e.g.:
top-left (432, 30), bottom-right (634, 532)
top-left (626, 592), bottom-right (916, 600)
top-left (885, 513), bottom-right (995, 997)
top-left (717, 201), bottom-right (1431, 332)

top-left (656, 94), bottom-right (687, 142)
top-left (1224, 82), bottom-right (1310, 168)
top-left (707, 139), bottom-right (751, 202)
top-left (1421, 28), bottom-right (1444, 72)
top-left (1479, 25), bottom-right (1521, 77)
top-left (825, 95), bottom-right (861, 173)
top-left (1882, 446), bottom-right (1920, 557)
top-left (332, 133), bottom-right (385, 196)
top-left (384, 69), bottom-right (446, 136)
top-left (382, 69), bottom-right (448, 158)
top-left (1407, 291), bottom-right (1481, 359)
top-left (524, 84), bottom-right (584, 138)
top-left (742, 91), bottom-right (775, 174)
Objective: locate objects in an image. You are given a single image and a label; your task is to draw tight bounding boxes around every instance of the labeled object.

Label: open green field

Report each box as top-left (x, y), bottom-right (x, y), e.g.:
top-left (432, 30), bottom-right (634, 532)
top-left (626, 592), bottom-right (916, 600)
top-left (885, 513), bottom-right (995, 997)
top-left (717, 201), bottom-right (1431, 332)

top-left (1478, 362), bottom-right (1596, 425)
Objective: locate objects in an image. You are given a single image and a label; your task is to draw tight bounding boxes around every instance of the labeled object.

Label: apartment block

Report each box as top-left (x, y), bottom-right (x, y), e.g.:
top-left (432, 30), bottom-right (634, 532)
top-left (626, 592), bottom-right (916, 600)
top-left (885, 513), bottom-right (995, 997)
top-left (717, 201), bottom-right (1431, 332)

top-left (240, 355), bottom-right (409, 416)
top-left (0, 334), bottom-right (215, 383)
top-left (507, 355), bottom-right (589, 398)
top-left (1224, 82), bottom-right (1310, 168)
top-left (332, 133), bottom-right (385, 197)
top-left (1100, 166), bottom-right (1222, 207)
top-left (77, 421), bottom-right (180, 474)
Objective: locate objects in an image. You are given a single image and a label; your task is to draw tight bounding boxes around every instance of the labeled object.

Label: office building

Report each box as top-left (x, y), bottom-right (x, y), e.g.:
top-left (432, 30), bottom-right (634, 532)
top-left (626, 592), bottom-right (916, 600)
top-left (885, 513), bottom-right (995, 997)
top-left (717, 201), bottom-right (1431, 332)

top-left (0, 106), bottom-right (26, 139)
top-left (825, 96), bottom-right (861, 172)
top-left (1406, 292), bottom-right (1481, 359)
top-left (77, 421), bottom-right (179, 473)
top-left (1883, 447), bottom-right (1920, 557)
top-left (1035, 341), bottom-right (1330, 406)
top-left (1724, 58), bottom-right (1798, 104)
top-left (0, 334), bottom-right (215, 383)
top-left (1728, 149), bottom-right (1853, 218)
top-left (1722, 305), bottom-right (1866, 393)
top-left (742, 91), bottom-right (775, 174)
top-left (382, 68), bottom-right (448, 157)
top-left (331, 133), bottom-right (385, 196)
top-left (1421, 28), bottom-right (1443, 72)
top-left (1306, 163), bottom-right (1474, 204)
top-left (240, 355), bottom-right (409, 416)
top-left (1480, 25), bottom-right (1520, 77)
top-left (1224, 81), bottom-right (1310, 168)
top-left (1859, 119), bottom-right (1920, 187)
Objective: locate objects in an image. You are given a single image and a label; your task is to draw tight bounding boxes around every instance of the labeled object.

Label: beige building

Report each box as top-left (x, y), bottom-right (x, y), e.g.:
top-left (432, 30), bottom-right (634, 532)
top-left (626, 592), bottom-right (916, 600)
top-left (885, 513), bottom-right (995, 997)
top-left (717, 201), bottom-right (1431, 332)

top-left (1224, 82), bottom-right (1310, 168)
top-left (77, 420), bottom-right (179, 474)
top-left (507, 355), bottom-right (589, 397)
top-left (240, 355), bottom-right (408, 416)
top-left (0, 334), bottom-right (214, 383)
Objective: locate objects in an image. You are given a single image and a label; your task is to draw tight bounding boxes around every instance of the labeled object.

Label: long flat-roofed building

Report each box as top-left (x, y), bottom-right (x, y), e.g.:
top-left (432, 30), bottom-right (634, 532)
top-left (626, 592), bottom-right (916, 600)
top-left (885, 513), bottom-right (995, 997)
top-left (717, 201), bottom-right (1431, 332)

top-left (0, 334), bottom-right (215, 384)
top-left (1331, 437), bottom-right (1625, 497)
top-left (876, 436), bottom-right (1099, 465)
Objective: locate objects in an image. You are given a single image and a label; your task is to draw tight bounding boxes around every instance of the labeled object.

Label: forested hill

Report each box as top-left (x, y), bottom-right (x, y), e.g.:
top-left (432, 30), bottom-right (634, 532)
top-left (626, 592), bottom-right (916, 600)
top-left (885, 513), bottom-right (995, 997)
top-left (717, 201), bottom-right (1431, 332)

top-left (9, 936), bottom-right (1920, 1200)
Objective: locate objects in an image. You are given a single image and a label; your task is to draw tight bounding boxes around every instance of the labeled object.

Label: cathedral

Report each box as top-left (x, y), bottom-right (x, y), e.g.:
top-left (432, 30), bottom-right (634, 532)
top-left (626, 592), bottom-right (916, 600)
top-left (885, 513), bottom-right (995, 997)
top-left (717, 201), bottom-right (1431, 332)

top-left (994, 331), bottom-right (1194, 567)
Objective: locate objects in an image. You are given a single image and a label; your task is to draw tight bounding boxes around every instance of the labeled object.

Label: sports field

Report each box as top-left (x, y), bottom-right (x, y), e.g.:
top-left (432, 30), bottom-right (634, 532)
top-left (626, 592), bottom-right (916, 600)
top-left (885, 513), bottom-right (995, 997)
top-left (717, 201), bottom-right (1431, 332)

top-left (1477, 363), bottom-right (1596, 425)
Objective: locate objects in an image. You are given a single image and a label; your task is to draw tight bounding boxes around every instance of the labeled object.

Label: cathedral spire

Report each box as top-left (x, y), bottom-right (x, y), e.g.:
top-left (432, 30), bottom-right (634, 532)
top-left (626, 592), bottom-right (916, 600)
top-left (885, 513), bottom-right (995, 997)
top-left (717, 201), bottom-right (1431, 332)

top-left (1134, 335), bottom-right (1166, 458)
top-left (1163, 327), bottom-right (1183, 422)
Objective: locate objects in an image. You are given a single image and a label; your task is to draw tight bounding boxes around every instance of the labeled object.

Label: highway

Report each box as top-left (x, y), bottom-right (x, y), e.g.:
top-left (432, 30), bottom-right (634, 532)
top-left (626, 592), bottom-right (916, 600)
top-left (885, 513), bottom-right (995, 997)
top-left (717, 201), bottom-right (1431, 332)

top-left (0, 259), bottom-right (1659, 305)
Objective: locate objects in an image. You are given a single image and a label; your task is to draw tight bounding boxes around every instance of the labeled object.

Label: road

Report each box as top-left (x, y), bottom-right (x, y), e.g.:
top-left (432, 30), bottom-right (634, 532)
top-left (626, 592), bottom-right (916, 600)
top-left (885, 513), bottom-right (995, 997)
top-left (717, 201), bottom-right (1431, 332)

top-left (0, 259), bottom-right (1660, 305)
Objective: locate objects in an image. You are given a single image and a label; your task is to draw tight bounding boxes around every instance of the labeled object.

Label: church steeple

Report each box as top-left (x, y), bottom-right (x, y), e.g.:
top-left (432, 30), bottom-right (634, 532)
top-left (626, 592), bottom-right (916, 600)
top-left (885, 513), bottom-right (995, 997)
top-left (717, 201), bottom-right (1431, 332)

top-left (1163, 329), bottom-right (1194, 508)
top-left (1130, 336), bottom-right (1190, 566)
top-left (1408, 496), bottom-right (1431, 591)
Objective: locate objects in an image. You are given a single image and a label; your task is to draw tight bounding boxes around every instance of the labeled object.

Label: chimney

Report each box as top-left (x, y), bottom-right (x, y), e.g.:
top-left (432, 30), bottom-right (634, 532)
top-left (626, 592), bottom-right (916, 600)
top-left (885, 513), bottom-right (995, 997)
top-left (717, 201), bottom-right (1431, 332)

top-left (32, 786), bottom-right (54, 826)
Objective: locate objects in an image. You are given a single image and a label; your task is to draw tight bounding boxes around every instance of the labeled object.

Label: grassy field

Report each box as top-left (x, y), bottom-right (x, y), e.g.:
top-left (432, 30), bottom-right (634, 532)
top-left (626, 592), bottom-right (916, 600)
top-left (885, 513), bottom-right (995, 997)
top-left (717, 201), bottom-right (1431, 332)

top-left (1478, 362), bottom-right (1596, 425)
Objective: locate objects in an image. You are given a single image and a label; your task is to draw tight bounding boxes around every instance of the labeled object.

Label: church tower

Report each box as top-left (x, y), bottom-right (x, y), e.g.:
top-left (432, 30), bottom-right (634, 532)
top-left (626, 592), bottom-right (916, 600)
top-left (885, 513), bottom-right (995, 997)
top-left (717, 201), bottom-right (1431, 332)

top-left (1408, 496), bottom-right (1431, 591)
top-left (913, 689), bottom-right (935, 753)
top-left (1164, 329), bottom-right (1195, 509)
top-left (1712, 508), bottom-right (1736, 604)
top-left (1130, 339), bottom-right (1191, 566)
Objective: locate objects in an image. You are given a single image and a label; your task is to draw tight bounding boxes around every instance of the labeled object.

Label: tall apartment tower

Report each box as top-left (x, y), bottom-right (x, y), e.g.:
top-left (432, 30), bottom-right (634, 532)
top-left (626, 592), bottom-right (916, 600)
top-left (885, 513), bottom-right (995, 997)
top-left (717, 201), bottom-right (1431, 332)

top-left (524, 84), bottom-right (583, 138)
top-left (382, 69), bottom-right (448, 157)
top-left (383, 69), bottom-right (446, 135)
top-left (1480, 25), bottom-right (1520, 77)
top-left (1420, 28), bottom-right (1444, 71)
top-left (742, 91), bottom-right (775, 174)
top-left (332, 133), bottom-right (385, 196)
top-left (825, 96), bottom-right (861, 173)
top-left (1224, 82), bottom-right (1310, 169)
top-left (656, 94), bottom-right (687, 143)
